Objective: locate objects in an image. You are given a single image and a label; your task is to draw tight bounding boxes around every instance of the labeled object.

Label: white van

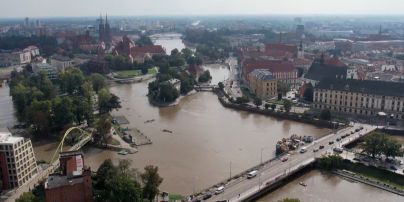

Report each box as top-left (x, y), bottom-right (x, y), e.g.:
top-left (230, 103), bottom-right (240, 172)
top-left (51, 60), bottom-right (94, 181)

top-left (300, 147), bottom-right (307, 153)
top-left (247, 170), bottom-right (258, 179)
top-left (215, 186), bottom-right (224, 195)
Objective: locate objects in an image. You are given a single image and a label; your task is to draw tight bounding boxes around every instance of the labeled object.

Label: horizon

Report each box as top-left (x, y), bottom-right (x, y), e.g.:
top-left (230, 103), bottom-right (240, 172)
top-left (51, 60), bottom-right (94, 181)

top-left (2, 0), bottom-right (404, 18)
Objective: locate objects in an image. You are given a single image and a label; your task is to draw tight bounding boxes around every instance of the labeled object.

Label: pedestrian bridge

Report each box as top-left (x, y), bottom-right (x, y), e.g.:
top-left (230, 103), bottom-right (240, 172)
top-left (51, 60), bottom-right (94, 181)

top-left (188, 123), bottom-right (378, 202)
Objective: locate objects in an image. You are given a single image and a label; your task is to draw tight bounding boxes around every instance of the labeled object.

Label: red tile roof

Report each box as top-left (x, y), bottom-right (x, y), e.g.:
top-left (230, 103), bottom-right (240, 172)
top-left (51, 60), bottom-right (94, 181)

top-left (130, 45), bottom-right (166, 55)
top-left (265, 44), bottom-right (298, 54)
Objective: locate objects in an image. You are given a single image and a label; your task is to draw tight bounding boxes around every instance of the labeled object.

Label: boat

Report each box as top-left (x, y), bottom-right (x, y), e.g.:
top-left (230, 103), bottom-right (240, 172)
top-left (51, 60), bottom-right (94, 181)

top-left (299, 182), bottom-right (307, 187)
top-left (162, 129), bottom-right (173, 133)
top-left (118, 150), bottom-right (128, 155)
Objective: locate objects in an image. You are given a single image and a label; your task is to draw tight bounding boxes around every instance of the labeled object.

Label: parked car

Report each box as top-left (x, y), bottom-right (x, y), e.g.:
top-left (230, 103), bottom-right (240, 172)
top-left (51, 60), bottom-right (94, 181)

top-left (281, 156), bottom-right (289, 162)
top-left (333, 147), bottom-right (343, 153)
top-left (203, 192), bottom-right (212, 200)
top-left (313, 148), bottom-right (319, 152)
top-left (319, 145), bottom-right (325, 149)
top-left (329, 141), bottom-right (334, 145)
top-left (215, 186), bottom-right (225, 195)
top-left (336, 138), bottom-right (341, 142)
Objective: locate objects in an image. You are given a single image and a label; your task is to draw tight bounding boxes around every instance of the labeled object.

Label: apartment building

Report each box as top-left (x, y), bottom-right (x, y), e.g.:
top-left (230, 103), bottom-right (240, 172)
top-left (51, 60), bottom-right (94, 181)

top-left (0, 132), bottom-right (38, 190)
top-left (248, 69), bottom-right (277, 100)
top-left (313, 79), bottom-right (404, 120)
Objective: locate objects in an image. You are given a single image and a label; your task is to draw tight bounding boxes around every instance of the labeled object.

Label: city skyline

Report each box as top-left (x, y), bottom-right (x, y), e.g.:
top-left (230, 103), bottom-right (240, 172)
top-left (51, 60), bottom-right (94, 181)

top-left (1, 0), bottom-right (404, 18)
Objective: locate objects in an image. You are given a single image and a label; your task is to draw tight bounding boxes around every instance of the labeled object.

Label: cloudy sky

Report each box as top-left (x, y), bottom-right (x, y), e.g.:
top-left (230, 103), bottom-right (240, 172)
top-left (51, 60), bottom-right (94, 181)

top-left (1, 0), bottom-right (403, 17)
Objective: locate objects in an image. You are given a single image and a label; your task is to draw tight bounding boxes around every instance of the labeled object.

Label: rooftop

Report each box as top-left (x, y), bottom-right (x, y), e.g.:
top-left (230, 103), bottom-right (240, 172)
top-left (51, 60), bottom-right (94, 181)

top-left (304, 59), bottom-right (348, 81)
top-left (51, 54), bottom-right (73, 62)
top-left (249, 69), bottom-right (276, 81)
top-left (243, 59), bottom-right (296, 76)
top-left (45, 174), bottom-right (84, 189)
top-left (0, 132), bottom-right (23, 144)
top-left (315, 78), bottom-right (404, 97)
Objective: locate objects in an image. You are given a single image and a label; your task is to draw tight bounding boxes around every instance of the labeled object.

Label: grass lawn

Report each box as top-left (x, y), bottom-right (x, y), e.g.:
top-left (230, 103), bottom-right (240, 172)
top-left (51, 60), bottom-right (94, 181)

top-left (169, 194), bottom-right (185, 201)
top-left (343, 161), bottom-right (404, 189)
top-left (114, 67), bottom-right (159, 79)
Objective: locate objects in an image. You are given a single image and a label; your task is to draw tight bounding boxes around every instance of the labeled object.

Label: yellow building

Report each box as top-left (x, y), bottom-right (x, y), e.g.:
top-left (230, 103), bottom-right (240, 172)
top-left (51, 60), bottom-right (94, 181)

top-left (248, 69), bottom-right (277, 100)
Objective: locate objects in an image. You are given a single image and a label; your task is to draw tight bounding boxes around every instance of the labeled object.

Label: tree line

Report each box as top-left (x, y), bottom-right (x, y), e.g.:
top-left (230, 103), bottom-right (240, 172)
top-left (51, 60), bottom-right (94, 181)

top-left (9, 67), bottom-right (120, 137)
top-left (360, 132), bottom-right (403, 159)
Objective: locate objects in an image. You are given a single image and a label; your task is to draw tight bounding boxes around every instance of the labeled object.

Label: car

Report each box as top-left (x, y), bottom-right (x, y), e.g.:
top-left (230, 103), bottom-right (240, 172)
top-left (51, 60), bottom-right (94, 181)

top-left (300, 147), bottom-right (307, 153)
top-left (341, 135), bottom-right (346, 139)
top-left (313, 148), bottom-right (319, 152)
top-left (390, 166), bottom-right (398, 171)
top-left (346, 133), bottom-right (351, 137)
top-left (359, 126), bottom-right (364, 130)
top-left (202, 192), bottom-right (212, 200)
top-left (351, 131), bottom-right (355, 134)
top-left (319, 145), bottom-right (325, 149)
top-left (247, 170), bottom-right (258, 179)
top-left (215, 186), bottom-right (225, 195)
top-left (281, 156), bottom-right (289, 162)
top-left (329, 141), bottom-right (334, 145)
top-left (333, 147), bottom-right (343, 153)
top-left (355, 128), bottom-right (360, 132)
top-left (336, 138), bottom-right (341, 142)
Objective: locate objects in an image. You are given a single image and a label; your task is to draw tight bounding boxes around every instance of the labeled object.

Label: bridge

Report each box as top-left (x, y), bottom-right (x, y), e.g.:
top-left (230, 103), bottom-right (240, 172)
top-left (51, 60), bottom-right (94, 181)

top-left (195, 84), bottom-right (218, 92)
top-left (4, 127), bottom-right (93, 202)
top-left (189, 123), bottom-right (379, 202)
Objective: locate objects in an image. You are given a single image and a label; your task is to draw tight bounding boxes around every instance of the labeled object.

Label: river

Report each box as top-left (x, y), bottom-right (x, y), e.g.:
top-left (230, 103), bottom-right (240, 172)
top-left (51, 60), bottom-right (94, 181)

top-left (1, 33), bottom-right (403, 200)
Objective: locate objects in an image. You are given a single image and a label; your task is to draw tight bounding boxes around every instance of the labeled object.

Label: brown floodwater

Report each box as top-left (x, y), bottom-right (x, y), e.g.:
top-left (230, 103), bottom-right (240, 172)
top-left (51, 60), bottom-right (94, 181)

top-left (81, 77), bottom-right (329, 195)
top-left (257, 170), bottom-right (403, 202)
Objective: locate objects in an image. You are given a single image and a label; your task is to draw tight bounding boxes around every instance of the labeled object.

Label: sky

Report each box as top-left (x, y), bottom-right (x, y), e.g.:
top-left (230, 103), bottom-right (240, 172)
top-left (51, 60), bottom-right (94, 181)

top-left (1, 0), bottom-right (404, 18)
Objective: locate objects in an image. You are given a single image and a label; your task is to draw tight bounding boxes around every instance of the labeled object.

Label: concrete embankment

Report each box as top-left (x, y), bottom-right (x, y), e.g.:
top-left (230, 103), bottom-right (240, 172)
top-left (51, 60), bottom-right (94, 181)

top-left (217, 96), bottom-right (344, 129)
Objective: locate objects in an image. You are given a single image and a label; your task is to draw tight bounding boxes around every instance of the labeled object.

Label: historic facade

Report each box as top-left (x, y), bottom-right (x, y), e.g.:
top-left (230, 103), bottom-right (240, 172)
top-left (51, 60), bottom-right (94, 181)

top-left (313, 79), bottom-right (404, 120)
top-left (248, 69), bottom-right (278, 100)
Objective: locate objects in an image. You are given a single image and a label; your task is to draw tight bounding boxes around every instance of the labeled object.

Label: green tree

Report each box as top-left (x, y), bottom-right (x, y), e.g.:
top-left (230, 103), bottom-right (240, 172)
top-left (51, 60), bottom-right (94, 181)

top-left (383, 139), bottom-right (403, 159)
top-left (136, 35), bottom-right (153, 46)
top-left (283, 99), bottom-right (292, 113)
top-left (11, 83), bottom-right (32, 121)
top-left (90, 73), bottom-right (106, 93)
top-left (60, 67), bottom-right (85, 95)
top-left (180, 78), bottom-right (195, 94)
top-left (235, 96), bottom-right (249, 104)
top-left (277, 81), bottom-right (290, 96)
top-left (95, 114), bottom-right (112, 145)
top-left (264, 103), bottom-right (270, 110)
top-left (198, 70), bottom-right (212, 83)
top-left (141, 165), bottom-right (163, 202)
top-left (317, 155), bottom-right (343, 170)
top-left (52, 97), bottom-right (75, 129)
top-left (26, 100), bottom-right (52, 135)
top-left (16, 192), bottom-right (38, 202)
top-left (72, 97), bottom-right (93, 125)
top-left (253, 97), bottom-right (262, 108)
top-left (360, 133), bottom-right (387, 158)
top-left (98, 88), bottom-right (121, 114)
top-left (320, 109), bottom-right (332, 120)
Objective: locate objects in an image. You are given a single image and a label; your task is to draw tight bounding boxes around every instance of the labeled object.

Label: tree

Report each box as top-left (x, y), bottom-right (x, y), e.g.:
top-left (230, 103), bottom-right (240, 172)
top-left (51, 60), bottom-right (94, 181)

top-left (235, 96), bottom-right (249, 104)
top-left (90, 73), bottom-right (106, 93)
top-left (98, 88), bottom-right (121, 114)
top-left (317, 155), bottom-right (343, 170)
top-left (320, 109), bottom-right (332, 120)
top-left (16, 192), bottom-right (38, 202)
top-left (383, 138), bottom-right (403, 159)
top-left (141, 165), bottom-right (163, 202)
top-left (26, 100), bottom-right (52, 135)
top-left (283, 100), bottom-right (292, 113)
top-left (264, 103), bottom-right (270, 110)
top-left (136, 35), bottom-right (153, 46)
top-left (60, 67), bottom-right (85, 95)
top-left (253, 97), bottom-right (262, 108)
top-left (198, 70), bottom-right (212, 83)
top-left (180, 78), bottom-right (195, 94)
top-left (271, 104), bottom-right (277, 111)
top-left (277, 81), bottom-right (290, 96)
top-left (52, 97), bottom-right (75, 129)
top-left (218, 82), bottom-right (224, 90)
top-left (95, 114), bottom-right (112, 145)
top-left (360, 133), bottom-right (387, 158)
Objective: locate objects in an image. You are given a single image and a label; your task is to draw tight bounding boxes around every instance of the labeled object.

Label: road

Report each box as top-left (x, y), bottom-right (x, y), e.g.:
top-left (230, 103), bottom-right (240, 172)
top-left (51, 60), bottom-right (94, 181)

top-left (198, 123), bottom-right (378, 202)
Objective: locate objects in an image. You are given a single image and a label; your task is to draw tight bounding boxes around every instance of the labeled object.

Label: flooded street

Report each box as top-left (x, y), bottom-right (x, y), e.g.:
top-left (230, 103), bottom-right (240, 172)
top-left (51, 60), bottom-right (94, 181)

top-left (257, 170), bottom-right (403, 202)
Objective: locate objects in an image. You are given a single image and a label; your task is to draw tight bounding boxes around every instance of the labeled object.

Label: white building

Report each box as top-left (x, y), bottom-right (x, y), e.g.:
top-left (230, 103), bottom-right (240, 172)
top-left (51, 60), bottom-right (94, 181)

top-left (0, 132), bottom-right (38, 189)
top-left (50, 55), bottom-right (73, 72)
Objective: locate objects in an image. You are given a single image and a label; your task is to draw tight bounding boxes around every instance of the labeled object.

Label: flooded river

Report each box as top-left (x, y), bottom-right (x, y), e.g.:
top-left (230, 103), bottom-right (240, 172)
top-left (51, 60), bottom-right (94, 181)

top-left (257, 170), bottom-right (403, 202)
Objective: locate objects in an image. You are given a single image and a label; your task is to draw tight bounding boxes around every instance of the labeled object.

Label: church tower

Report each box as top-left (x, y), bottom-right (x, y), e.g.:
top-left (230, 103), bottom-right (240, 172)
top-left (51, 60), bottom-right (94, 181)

top-left (298, 40), bottom-right (304, 59)
top-left (104, 14), bottom-right (111, 44)
top-left (98, 14), bottom-right (105, 43)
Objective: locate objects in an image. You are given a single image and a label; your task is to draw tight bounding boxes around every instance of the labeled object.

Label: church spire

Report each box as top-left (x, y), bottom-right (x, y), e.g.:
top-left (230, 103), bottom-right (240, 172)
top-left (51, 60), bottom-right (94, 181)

top-left (105, 13), bottom-right (108, 24)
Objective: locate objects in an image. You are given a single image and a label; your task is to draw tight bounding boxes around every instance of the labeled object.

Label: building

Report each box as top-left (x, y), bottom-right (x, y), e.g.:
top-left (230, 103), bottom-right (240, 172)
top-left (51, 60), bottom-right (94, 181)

top-left (32, 63), bottom-right (59, 80)
top-left (248, 69), bottom-right (277, 100)
top-left (23, 45), bottom-right (40, 58)
top-left (98, 14), bottom-right (111, 44)
top-left (303, 57), bottom-right (348, 86)
top-left (45, 151), bottom-right (93, 202)
top-left (50, 55), bottom-right (73, 72)
top-left (0, 132), bottom-right (37, 190)
top-left (0, 52), bottom-right (20, 67)
top-left (313, 79), bottom-right (404, 120)
top-left (242, 59), bottom-right (298, 88)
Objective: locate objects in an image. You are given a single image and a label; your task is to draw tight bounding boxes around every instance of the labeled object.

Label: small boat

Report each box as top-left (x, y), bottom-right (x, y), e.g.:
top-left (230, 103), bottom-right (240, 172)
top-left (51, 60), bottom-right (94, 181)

top-left (162, 129), bottom-right (173, 133)
top-left (118, 150), bottom-right (128, 155)
top-left (299, 182), bottom-right (307, 187)
top-left (144, 119), bottom-right (155, 123)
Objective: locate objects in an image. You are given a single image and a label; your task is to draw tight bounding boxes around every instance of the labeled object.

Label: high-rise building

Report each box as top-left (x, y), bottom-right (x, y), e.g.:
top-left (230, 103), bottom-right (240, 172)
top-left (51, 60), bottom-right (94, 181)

top-left (0, 132), bottom-right (38, 190)
top-left (24, 17), bottom-right (29, 27)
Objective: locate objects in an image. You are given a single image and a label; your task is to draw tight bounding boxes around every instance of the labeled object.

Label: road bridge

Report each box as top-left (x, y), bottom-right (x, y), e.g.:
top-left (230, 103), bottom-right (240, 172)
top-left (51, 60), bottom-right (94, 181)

top-left (189, 123), bottom-right (379, 202)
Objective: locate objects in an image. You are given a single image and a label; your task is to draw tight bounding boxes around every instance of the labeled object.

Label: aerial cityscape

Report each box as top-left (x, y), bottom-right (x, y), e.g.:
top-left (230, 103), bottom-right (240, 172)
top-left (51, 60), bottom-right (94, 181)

top-left (0, 0), bottom-right (404, 202)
